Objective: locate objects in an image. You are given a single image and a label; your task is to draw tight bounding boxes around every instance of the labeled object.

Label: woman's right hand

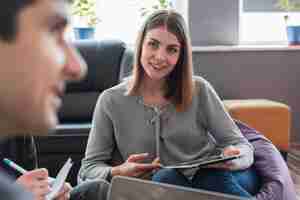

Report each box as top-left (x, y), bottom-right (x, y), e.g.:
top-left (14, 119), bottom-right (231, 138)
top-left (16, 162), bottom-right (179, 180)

top-left (111, 153), bottom-right (161, 178)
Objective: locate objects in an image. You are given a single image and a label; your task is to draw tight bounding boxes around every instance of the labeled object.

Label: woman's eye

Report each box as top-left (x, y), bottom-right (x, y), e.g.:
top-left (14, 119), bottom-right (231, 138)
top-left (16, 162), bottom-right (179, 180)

top-left (148, 41), bottom-right (159, 49)
top-left (168, 47), bottom-right (179, 54)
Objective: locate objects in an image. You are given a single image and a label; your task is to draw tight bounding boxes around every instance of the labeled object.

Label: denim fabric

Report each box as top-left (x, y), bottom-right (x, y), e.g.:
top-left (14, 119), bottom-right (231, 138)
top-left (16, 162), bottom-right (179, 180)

top-left (152, 167), bottom-right (260, 198)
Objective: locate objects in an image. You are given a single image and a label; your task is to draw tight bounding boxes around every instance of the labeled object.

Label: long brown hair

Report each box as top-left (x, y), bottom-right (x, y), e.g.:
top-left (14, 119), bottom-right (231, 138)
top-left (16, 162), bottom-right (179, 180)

top-left (127, 9), bottom-right (194, 112)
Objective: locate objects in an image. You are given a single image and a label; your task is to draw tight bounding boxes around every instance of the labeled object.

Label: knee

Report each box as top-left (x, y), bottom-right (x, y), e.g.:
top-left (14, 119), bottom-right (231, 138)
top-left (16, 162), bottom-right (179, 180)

top-left (207, 169), bottom-right (232, 180)
top-left (71, 180), bottom-right (110, 200)
top-left (89, 180), bottom-right (110, 200)
top-left (194, 169), bottom-right (252, 197)
top-left (196, 169), bottom-right (234, 186)
top-left (152, 169), bottom-right (178, 183)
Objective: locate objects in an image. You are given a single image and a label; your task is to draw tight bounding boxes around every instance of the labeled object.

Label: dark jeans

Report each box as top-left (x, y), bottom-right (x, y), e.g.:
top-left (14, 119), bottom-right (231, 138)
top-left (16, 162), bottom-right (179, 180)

top-left (152, 167), bottom-right (260, 198)
top-left (70, 180), bottom-right (110, 200)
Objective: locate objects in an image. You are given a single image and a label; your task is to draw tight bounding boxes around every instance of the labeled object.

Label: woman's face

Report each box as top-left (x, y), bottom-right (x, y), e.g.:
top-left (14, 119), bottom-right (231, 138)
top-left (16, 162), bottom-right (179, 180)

top-left (140, 26), bottom-right (181, 82)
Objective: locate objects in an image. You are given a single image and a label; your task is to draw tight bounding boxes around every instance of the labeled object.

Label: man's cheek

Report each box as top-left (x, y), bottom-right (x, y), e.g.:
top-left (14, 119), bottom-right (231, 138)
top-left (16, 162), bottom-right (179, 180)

top-left (54, 47), bottom-right (66, 66)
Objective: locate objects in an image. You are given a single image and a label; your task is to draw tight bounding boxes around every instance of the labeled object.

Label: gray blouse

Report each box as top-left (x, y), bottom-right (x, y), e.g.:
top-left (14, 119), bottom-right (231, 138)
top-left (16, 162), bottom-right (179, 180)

top-left (79, 76), bottom-right (254, 181)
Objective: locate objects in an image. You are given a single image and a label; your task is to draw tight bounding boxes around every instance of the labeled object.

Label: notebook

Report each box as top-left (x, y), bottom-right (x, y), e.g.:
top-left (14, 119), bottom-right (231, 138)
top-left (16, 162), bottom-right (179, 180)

top-left (108, 176), bottom-right (253, 200)
top-left (46, 158), bottom-right (73, 200)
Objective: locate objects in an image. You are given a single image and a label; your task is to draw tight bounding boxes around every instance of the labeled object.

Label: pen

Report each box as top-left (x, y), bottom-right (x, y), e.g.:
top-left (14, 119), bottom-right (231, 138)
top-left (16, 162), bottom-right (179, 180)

top-left (3, 158), bottom-right (55, 184)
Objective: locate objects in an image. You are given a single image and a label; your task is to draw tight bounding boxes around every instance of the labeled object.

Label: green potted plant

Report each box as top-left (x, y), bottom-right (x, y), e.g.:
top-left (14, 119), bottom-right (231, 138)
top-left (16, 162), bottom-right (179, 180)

top-left (277, 0), bottom-right (300, 45)
top-left (139, 0), bottom-right (172, 17)
top-left (70, 0), bottom-right (100, 40)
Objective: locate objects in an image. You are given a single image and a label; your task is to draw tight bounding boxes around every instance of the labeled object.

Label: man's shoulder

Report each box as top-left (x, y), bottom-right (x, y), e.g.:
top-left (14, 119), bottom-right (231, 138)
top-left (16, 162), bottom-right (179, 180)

top-left (0, 172), bottom-right (33, 200)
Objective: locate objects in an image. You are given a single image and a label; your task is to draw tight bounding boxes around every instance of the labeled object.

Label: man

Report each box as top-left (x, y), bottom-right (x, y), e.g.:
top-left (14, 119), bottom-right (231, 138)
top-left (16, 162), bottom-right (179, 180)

top-left (0, 0), bottom-right (85, 136)
top-left (0, 0), bottom-right (108, 200)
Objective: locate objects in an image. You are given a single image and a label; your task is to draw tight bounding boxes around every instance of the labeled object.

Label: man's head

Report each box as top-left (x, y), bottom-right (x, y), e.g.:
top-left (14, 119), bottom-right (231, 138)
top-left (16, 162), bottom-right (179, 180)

top-left (0, 0), bottom-right (86, 135)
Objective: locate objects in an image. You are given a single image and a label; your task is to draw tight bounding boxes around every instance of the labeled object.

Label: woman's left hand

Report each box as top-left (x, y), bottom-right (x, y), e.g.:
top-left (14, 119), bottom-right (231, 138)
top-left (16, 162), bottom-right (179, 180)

top-left (205, 146), bottom-right (240, 170)
top-left (222, 145), bottom-right (240, 157)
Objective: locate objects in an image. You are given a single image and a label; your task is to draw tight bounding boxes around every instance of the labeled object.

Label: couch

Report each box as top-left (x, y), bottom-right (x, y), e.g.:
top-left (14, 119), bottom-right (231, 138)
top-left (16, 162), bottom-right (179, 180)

top-left (31, 39), bottom-right (295, 199)
top-left (35, 39), bottom-right (133, 185)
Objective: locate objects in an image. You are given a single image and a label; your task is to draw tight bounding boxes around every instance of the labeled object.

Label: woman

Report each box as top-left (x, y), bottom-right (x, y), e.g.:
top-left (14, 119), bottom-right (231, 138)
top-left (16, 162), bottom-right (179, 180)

top-left (79, 10), bottom-right (260, 197)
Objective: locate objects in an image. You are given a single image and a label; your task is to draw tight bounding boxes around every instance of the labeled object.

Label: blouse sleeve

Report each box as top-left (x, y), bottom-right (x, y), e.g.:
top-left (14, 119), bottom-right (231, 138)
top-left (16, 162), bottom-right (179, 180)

top-left (79, 90), bottom-right (115, 181)
top-left (198, 77), bottom-right (254, 170)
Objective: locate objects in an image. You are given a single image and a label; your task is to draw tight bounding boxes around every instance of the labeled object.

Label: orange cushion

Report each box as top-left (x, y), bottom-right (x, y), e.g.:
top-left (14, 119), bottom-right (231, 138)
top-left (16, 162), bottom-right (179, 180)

top-left (223, 99), bottom-right (291, 152)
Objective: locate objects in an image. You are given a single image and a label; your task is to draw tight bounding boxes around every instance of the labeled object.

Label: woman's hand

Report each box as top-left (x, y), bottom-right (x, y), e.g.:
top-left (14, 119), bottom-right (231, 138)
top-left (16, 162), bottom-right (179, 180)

top-left (206, 146), bottom-right (240, 170)
top-left (222, 145), bottom-right (240, 156)
top-left (111, 153), bottom-right (161, 178)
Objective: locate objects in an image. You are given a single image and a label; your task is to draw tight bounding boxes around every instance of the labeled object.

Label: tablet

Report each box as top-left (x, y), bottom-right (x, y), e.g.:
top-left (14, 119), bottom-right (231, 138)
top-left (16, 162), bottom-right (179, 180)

top-left (161, 154), bottom-right (241, 169)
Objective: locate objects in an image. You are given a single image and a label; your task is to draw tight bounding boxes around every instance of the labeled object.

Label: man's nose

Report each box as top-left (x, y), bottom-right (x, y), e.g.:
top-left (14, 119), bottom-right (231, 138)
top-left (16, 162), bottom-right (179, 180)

top-left (63, 44), bottom-right (87, 81)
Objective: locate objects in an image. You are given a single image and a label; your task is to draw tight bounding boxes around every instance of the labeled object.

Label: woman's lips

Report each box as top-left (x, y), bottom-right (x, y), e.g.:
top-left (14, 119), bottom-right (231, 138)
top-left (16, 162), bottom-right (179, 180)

top-left (150, 63), bottom-right (165, 70)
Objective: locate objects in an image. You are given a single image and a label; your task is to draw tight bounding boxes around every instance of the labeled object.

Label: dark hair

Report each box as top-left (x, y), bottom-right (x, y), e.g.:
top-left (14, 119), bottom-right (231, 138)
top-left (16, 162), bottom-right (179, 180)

top-left (127, 9), bottom-right (195, 112)
top-left (0, 0), bottom-right (36, 42)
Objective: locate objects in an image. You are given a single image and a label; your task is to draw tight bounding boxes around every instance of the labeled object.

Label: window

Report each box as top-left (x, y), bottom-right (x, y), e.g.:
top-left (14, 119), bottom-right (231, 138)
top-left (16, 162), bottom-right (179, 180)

top-left (241, 0), bottom-right (300, 45)
top-left (86, 0), bottom-right (179, 45)
top-left (69, 0), bottom-right (300, 46)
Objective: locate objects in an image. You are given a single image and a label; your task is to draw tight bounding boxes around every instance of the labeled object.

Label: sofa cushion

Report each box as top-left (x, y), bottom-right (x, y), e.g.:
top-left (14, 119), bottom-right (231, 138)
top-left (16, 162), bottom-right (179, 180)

top-left (118, 47), bottom-right (134, 82)
top-left (67, 40), bottom-right (126, 92)
top-left (58, 40), bottom-right (128, 123)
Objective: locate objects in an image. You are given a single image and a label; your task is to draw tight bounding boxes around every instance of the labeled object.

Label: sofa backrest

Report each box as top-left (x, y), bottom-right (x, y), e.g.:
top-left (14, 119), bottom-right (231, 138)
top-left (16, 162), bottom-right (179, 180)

top-left (34, 40), bottom-right (133, 185)
top-left (118, 47), bottom-right (134, 82)
top-left (58, 39), bottom-right (133, 124)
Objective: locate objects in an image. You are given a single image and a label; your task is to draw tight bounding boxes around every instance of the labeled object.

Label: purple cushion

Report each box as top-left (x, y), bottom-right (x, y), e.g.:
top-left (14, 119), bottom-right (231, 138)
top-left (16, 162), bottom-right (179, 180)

top-left (235, 120), bottom-right (297, 200)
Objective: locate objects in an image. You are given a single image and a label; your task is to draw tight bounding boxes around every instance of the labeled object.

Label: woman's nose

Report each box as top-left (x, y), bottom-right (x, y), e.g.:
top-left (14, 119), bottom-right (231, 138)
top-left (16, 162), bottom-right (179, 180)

top-left (154, 48), bottom-right (167, 62)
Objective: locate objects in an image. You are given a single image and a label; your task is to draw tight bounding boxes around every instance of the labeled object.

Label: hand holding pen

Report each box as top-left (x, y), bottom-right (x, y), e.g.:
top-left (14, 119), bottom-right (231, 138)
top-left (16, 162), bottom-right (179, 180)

top-left (3, 158), bottom-right (55, 185)
top-left (3, 158), bottom-right (72, 200)
top-left (16, 168), bottom-right (53, 199)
